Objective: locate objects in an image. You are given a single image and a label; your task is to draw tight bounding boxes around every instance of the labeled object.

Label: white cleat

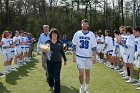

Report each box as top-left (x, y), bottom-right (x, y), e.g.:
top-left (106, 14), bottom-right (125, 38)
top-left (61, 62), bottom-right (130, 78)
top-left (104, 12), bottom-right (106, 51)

top-left (79, 87), bottom-right (84, 93)
top-left (136, 87), bottom-right (140, 90)
top-left (84, 88), bottom-right (90, 93)
top-left (122, 76), bottom-right (129, 80)
top-left (133, 83), bottom-right (140, 87)
top-left (126, 79), bottom-right (134, 83)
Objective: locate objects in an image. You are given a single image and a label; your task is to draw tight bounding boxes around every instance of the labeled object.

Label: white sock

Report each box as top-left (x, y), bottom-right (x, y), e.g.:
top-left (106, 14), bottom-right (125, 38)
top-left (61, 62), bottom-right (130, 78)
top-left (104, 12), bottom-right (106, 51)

top-left (85, 84), bottom-right (88, 89)
top-left (81, 84), bottom-right (84, 88)
top-left (4, 66), bottom-right (8, 72)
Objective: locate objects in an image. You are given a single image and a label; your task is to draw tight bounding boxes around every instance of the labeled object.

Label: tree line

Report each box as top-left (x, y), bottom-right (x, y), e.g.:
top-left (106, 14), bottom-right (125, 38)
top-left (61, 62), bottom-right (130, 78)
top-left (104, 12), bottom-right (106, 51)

top-left (0, 0), bottom-right (140, 40)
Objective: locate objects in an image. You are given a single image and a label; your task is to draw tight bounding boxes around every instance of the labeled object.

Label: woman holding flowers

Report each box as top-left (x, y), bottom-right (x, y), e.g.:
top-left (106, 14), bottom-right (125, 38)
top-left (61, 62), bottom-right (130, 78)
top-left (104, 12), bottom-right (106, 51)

top-left (41, 28), bottom-right (67, 93)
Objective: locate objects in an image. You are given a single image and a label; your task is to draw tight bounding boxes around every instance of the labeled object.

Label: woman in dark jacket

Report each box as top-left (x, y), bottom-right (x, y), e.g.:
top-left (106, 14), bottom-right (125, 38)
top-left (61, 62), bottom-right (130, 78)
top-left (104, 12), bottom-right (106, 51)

top-left (45, 28), bottom-right (67, 93)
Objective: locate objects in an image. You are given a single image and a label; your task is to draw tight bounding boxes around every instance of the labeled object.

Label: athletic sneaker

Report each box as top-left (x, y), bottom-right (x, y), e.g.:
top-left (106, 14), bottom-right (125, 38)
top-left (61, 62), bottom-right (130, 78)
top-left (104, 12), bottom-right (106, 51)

top-left (126, 78), bottom-right (134, 83)
top-left (0, 72), bottom-right (5, 78)
top-left (119, 71), bottom-right (125, 75)
top-left (114, 66), bottom-right (120, 70)
top-left (118, 68), bottom-right (124, 72)
top-left (133, 83), bottom-right (140, 87)
top-left (136, 87), bottom-right (140, 90)
top-left (84, 88), bottom-right (90, 93)
top-left (80, 87), bottom-right (84, 93)
top-left (122, 76), bottom-right (129, 80)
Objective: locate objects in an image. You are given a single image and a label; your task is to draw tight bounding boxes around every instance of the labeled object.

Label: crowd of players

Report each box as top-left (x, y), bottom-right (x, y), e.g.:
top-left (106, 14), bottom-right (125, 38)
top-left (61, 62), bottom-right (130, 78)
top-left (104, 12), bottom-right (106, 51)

top-left (0, 30), bottom-right (35, 77)
top-left (95, 26), bottom-right (140, 90)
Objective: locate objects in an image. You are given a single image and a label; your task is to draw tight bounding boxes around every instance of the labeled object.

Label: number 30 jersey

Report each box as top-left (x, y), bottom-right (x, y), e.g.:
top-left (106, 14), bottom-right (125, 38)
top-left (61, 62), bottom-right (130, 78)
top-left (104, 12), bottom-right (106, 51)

top-left (72, 30), bottom-right (97, 58)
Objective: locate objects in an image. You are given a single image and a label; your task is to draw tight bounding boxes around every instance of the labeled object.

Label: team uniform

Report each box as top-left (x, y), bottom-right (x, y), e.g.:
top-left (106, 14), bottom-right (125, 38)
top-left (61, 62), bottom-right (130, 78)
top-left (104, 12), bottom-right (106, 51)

top-left (20, 36), bottom-right (29, 53)
top-left (24, 37), bottom-right (30, 53)
top-left (96, 35), bottom-right (105, 53)
top-left (123, 34), bottom-right (135, 64)
top-left (8, 38), bottom-right (15, 59)
top-left (105, 36), bottom-right (114, 55)
top-left (72, 30), bottom-right (97, 69)
top-left (13, 36), bottom-right (21, 55)
top-left (1, 38), bottom-right (12, 61)
top-left (134, 37), bottom-right (140, 68)
top-left (120, 34), bottom-right (127, 58)
top-left (112, 38), bottom-right (121, 57)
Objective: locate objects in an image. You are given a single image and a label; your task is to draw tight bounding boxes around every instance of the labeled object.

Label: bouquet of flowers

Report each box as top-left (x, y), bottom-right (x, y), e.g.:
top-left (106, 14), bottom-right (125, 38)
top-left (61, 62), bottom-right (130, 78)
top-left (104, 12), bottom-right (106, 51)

top-left (40, 43), bottom-right (52, 61)
top-left (39, 44), bottom-right (50, 53)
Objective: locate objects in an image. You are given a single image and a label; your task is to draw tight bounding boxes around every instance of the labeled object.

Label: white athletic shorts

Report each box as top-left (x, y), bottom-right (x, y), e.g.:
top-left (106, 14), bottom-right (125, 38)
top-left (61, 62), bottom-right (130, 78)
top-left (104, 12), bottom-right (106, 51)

top-left (24, 46), bottom-right (29, 53)
top-left (123, 53), bottom-right (134, 64)
top-left (97, 45), bottom-right (104, 53)
top-left (3, 52), bottom-right (12, 61)
top-left (15, 46), bottom-right (22, 55)
top-left (134, 53), bottom-right (140, 68)
top-left (76, 57), bottom-right (92, 69)
top-left (9, 49), bottom-right (15, 59)
top-left (21, 45), bottom-right (25, 53)
top-left (112, 49), bottom-right (121, 57)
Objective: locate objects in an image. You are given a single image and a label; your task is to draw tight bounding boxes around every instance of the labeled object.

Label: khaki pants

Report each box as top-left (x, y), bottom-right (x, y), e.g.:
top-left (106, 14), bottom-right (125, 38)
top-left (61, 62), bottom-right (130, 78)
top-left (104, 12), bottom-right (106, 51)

top-left (41, 53), bottom-right (48, 76)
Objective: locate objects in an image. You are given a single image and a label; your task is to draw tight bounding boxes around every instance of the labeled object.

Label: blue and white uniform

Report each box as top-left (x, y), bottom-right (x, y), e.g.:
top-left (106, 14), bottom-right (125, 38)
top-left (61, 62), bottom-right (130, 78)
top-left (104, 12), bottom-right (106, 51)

top-left (8, 38), bottom-right (15, 59)
top-left (123, 34), bottom-right (135, 63)
top-left (96, 35), bottom-right (105, 53)
top-left (120, 34), bottom-right (127, 58)
top-left (134, 37), bottom-right (140, 68)
top-left (24, 37), bottom-right (30, 53)
top-left (1, 38), bottom-right (11, 61)
top-left (112, 38), bottom-right (121, 57)
top-left (13, 36), bottom-right (21, 55)
top-left (72, 30), bottom-right (97, 69)
top-left (105, 36), bottom-right (114, 55)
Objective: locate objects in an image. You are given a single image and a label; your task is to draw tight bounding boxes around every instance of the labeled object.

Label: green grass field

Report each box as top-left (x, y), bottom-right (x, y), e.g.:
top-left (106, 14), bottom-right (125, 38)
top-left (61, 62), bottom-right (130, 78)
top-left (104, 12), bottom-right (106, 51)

top-left (0, 54), bottom-right (140, 93)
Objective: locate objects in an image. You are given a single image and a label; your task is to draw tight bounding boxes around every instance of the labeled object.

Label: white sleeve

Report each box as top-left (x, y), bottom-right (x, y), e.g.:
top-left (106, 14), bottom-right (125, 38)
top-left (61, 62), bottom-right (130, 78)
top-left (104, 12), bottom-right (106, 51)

top-left (91, 33), bottom-right (97, 48)
top-left (13, 37), bottom-right (16, 42)
top-left (72, 33), bottom-right (78, 45)
top-left (126, 36), bottom-right (135, 47)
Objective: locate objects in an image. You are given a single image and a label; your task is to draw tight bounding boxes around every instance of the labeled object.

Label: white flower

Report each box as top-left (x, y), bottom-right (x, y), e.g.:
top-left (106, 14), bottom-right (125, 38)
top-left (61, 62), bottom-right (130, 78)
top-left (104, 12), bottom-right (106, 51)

top-left (40, 43), bottom-right (50, 52)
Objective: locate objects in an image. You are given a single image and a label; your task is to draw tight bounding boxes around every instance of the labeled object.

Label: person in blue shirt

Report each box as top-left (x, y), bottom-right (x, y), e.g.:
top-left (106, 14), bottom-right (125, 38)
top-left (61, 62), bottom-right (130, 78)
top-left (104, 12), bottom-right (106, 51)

top-left (37, 25), bottom-right (50, 80)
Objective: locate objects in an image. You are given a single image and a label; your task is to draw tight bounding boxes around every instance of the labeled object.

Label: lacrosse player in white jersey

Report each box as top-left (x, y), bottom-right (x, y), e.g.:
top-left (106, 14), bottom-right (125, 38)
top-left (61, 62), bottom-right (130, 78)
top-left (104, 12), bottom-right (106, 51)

top-left (8, 31), bottom-right (15, 72)
top-left (133, 27), bottom-right (140, 89)
top-left (1, 31), bottom-right (14, 74)
top-left (120, 26), bottom-right (135, 83)
top-left (72, 19), bottom-right (97, 93)
top-left (104, 30), bottom-right (114, 68)
top-left (96, 30), bottom-right (105, 63)
top-left (112, 30), bottom-right (121, 70)
top-left (23, 32), bottom-right (30, 62)
top-left (13, 31), bottom-right (21, 68)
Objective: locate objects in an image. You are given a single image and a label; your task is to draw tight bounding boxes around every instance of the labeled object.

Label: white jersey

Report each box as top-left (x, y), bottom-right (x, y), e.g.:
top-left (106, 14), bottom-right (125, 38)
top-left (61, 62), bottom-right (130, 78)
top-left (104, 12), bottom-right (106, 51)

top-left (8, 38), bottom-right (14, 52)
top-left (20, 36), bottom-right (28, 47)
top-left (105, 36), bottom-right (113, 52)
top-left (120, 34), bottom-right (127, 54)
top-left (1, 38), bottom-right (11, 53)
top-left (72, 30), bottom-right (97, 58)
top-left (96, 35), bottom-right (105, 48)
top-left (123, 34), bottom-right (135, 54)
top-left (13, 36), bottom-right (20, 47)
top-left (135, 37), bottom-right (140, 56)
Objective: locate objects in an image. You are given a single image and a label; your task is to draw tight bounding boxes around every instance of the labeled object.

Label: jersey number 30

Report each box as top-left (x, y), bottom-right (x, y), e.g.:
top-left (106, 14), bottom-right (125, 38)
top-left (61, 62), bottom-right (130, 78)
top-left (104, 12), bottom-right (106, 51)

top-left (80, 40), bottom-right (89, 49)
